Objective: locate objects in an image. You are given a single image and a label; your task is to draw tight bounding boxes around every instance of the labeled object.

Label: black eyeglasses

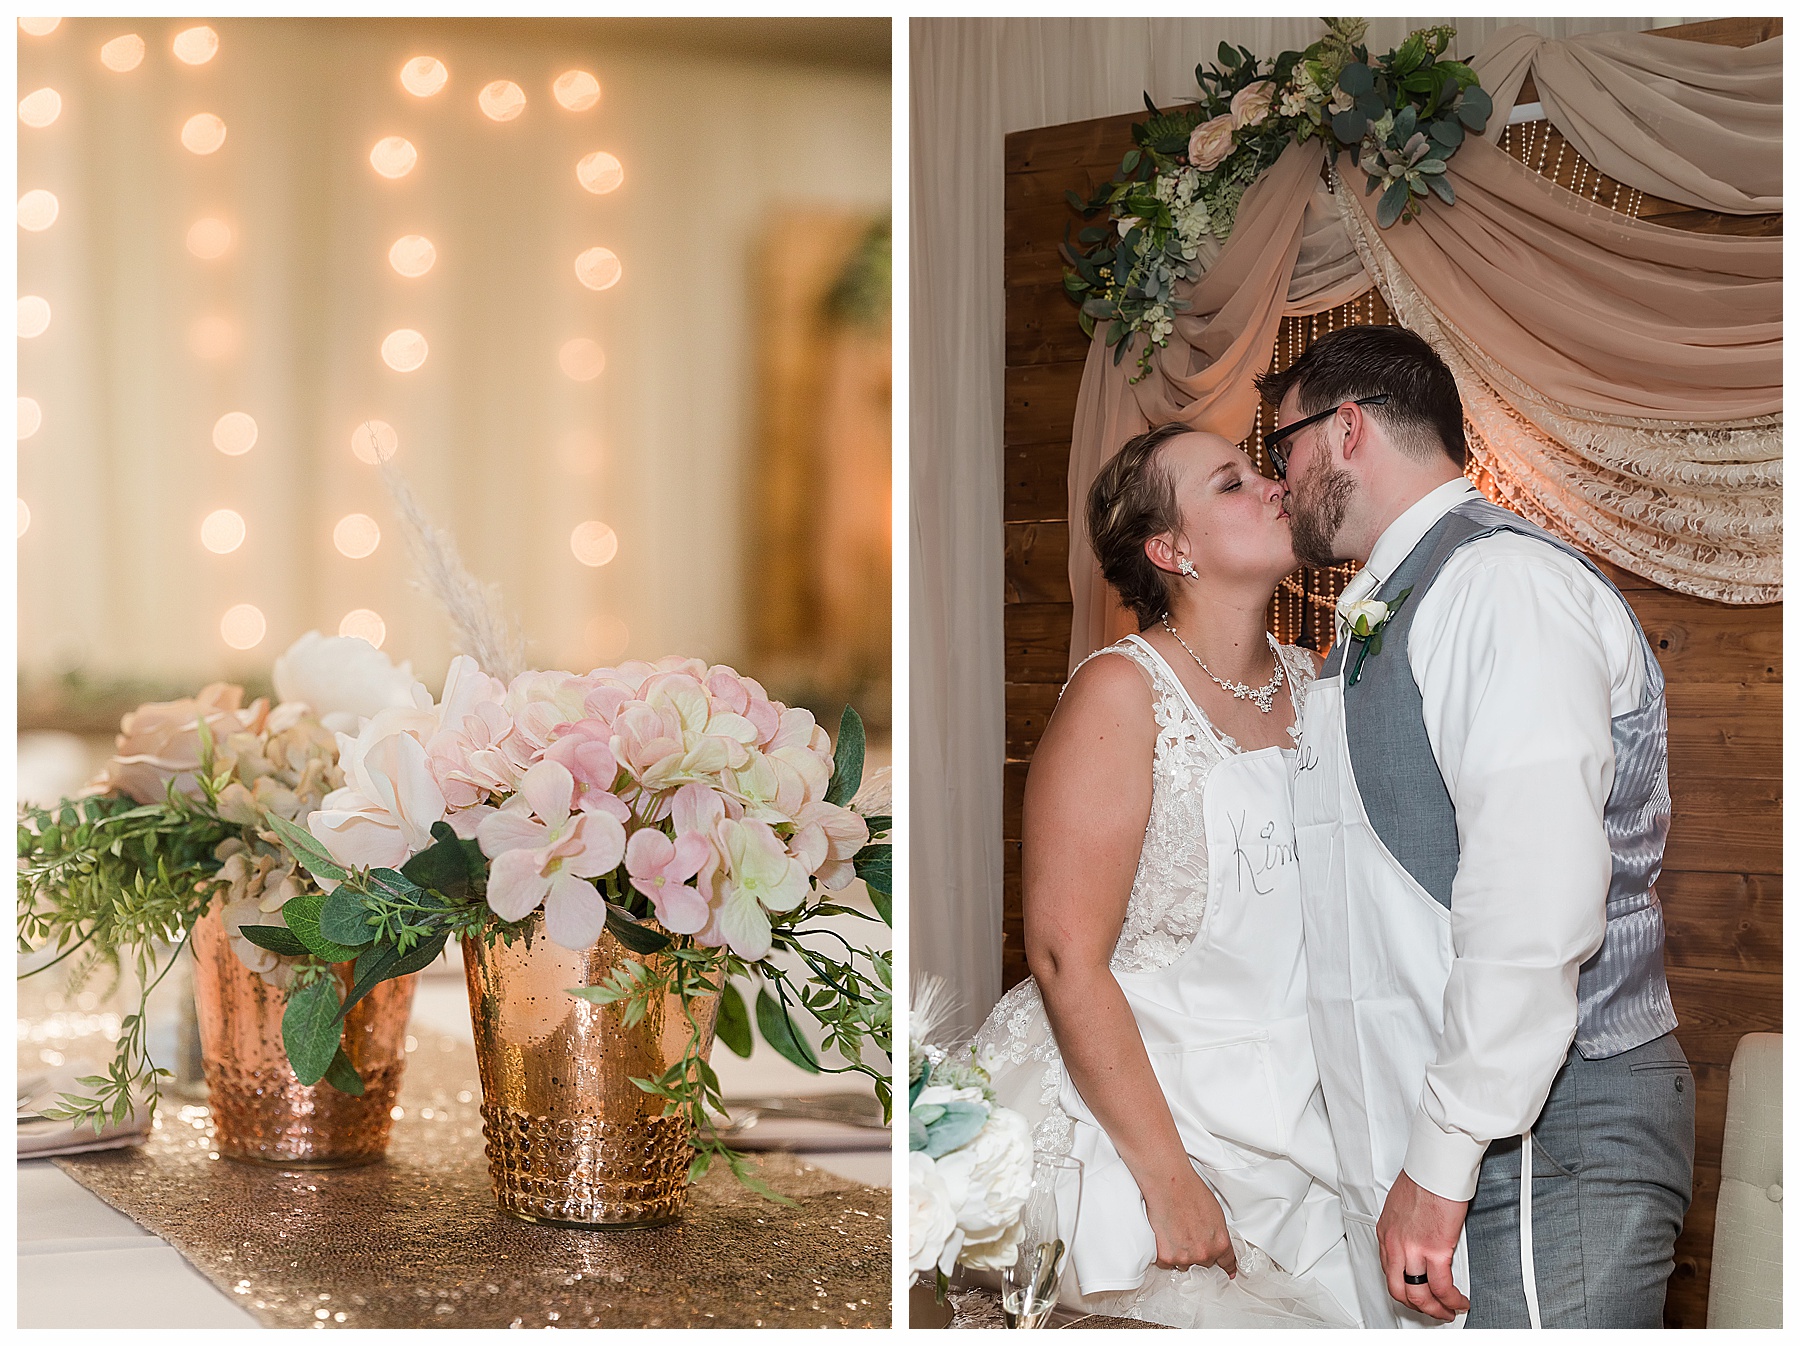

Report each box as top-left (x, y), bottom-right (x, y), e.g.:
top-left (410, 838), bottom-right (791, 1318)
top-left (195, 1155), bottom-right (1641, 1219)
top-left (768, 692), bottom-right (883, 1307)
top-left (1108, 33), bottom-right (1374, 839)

top-left (1263, 394), bottom-right (1389, 479)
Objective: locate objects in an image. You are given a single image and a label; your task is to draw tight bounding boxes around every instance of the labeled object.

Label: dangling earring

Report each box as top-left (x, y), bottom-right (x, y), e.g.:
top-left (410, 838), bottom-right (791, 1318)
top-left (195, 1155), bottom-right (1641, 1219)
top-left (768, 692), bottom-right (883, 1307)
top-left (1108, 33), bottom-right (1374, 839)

top-left (1177, 557), bottom-right (1200, 580)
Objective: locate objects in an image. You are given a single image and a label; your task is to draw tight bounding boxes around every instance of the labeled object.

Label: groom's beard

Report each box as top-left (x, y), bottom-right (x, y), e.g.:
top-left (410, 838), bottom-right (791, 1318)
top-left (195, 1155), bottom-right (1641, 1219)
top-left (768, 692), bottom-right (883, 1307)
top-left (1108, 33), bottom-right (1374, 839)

top-left (1288, 459), bottom-right (1356, 568)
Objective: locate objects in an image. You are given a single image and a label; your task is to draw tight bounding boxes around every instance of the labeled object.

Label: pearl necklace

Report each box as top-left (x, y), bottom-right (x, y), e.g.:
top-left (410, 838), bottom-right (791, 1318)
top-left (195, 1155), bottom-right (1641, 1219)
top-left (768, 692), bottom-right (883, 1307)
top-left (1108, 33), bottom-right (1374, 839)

top-left (1160, 620), bottom-right (1284, 714)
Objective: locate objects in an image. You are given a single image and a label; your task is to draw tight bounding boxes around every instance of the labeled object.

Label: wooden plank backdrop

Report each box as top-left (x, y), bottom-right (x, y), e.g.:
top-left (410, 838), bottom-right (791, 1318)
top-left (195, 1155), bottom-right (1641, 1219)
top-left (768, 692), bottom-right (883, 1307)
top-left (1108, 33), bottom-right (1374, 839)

top-left (998, 18), bottom-right (1780, 1329)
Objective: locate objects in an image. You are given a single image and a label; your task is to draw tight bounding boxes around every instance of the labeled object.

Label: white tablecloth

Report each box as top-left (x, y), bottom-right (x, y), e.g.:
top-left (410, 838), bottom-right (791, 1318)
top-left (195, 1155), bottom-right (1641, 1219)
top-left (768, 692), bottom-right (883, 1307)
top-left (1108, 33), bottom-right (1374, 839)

top-left (18, 976), bottom-right (890, 1329)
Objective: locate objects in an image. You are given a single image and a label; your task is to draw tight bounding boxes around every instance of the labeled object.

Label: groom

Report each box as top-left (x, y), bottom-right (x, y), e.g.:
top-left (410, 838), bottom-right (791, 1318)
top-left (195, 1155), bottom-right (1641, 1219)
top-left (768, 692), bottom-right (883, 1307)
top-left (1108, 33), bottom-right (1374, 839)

top-left (1262, 326), bottom-right (1694, 1328)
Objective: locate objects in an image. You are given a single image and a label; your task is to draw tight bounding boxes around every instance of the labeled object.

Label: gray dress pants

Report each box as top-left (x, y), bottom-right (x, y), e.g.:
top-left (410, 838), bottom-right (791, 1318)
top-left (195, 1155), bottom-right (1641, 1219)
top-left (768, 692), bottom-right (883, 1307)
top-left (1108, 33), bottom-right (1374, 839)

top-left (1465, 1032), bottom-right (1695, 1328)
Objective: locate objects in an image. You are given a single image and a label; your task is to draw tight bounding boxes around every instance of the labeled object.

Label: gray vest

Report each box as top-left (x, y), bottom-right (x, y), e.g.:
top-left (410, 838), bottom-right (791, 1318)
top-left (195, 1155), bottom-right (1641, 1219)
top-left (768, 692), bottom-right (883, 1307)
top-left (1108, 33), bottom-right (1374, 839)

top-left (1324, 499), bottom-right (1677, 1059)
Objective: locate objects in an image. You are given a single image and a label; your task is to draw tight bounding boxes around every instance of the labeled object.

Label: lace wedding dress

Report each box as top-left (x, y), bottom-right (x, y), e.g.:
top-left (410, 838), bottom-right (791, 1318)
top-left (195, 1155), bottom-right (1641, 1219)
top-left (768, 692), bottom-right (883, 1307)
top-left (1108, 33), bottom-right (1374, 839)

top-left (971, 635), bottom-right (1359, 1329)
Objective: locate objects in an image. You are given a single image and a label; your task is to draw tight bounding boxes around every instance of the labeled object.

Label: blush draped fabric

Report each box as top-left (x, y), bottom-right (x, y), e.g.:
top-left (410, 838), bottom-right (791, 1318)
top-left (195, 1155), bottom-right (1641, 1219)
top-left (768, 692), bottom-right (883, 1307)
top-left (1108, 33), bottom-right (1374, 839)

top-left (1065, 29), bottom-right (1781, 668)
top-left (1473, 26), bottom-right (1782, 215)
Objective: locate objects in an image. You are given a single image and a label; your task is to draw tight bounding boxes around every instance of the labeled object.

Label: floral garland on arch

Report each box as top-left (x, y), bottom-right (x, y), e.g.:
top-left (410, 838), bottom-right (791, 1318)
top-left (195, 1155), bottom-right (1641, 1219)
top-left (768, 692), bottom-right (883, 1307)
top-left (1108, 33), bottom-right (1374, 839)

top-left (1062, 18), bottom-right (1493, 375)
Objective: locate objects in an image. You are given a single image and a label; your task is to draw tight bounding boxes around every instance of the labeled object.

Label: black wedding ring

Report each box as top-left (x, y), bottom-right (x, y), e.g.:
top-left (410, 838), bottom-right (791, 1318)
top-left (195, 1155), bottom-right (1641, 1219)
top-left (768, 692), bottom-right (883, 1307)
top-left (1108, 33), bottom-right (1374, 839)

top-left (1403, 1272), bottom-right (1430, 1286)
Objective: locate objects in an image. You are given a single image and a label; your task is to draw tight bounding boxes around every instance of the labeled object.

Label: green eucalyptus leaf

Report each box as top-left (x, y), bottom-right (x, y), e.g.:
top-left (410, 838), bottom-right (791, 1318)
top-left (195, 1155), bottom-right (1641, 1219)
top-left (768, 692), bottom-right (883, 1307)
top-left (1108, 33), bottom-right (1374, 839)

top-left (262, 811), bottom-right (349, 884)
top-left (386, 927), bottom-right (450, 978)
top-left (922, 1100), bottom-right (991, 1158)
top-left (1457, 85), bottom-right (1493, 131)
top-left (1339, 61), bottom-right (1374, 97)
top-left (323, 1046), bottom-right (365, 1097)
top-left (715, 981), bottom-right (753, 1059)
top-left (1331, 109), bottom-right (1367, 145)
top-left (755, 987), bottom-right (820, 1074)
top-left (824, 705), bottom-right (866, 807)
top-left (1430, 119), bottom-right (1464, 149)
top-left (238, 924), bottom-right (311, 958)
top-left (332, 944), bottom-right (402, 1026)
top-left (282, 976), bottom-right (343, 1087)
top-left (318, 884), bottom-right (378, 947)
top-left (605, 901), bottom-right (673, 955)
top-left (282, 893), bottom-right (368, 964)
top-left (854, 843), bottom-right (892, 899)
top-left (400, 823), bottom-right (475, 902)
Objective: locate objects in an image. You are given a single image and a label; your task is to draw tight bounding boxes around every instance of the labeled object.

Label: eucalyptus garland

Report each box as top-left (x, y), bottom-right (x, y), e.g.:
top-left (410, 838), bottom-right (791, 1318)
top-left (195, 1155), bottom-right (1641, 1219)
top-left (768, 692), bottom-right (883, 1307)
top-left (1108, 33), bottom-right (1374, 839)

top-left (1062, 19), bottom-right (1492, 375)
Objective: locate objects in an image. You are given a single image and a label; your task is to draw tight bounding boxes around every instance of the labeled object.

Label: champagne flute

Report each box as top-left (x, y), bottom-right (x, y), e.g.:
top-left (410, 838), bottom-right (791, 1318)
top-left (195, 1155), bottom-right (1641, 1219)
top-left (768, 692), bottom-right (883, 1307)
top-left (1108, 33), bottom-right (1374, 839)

top-left (1001, 1151), bottom-right (1082, 1328)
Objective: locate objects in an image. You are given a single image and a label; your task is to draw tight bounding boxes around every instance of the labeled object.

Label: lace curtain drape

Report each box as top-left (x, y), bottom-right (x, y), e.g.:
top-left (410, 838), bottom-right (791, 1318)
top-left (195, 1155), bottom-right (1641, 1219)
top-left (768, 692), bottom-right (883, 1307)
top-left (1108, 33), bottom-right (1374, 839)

top-left (1065, 25), bottom-right (1781, 667)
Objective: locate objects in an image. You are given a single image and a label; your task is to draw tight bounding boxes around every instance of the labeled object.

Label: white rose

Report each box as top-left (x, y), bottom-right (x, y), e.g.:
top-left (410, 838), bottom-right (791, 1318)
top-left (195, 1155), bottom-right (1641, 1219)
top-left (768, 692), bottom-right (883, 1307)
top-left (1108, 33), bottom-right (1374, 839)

top-left (1340, 597), bottom-right (1390, 638)
top-left (274, 630), bottom-right (430, 735)
top-left (935, 1106), bottom-right (1034, 1269)
top-left (909, 1151), bottom-right (961, 1279)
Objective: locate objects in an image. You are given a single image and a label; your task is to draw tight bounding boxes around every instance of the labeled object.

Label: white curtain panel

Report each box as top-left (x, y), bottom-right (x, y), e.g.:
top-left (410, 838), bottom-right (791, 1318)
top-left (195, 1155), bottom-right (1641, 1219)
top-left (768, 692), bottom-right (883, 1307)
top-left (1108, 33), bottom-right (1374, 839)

top-left (909, 16), bottom-right (1693, 1036)
top-left (18, 18), bottom-right (888, 687)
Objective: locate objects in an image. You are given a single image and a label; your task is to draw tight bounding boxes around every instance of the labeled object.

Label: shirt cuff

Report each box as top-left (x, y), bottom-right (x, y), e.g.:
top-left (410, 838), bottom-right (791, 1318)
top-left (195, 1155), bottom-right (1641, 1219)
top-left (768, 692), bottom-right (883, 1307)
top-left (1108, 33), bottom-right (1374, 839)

top-left (1402, 1106), bottom-right (1490, 1203)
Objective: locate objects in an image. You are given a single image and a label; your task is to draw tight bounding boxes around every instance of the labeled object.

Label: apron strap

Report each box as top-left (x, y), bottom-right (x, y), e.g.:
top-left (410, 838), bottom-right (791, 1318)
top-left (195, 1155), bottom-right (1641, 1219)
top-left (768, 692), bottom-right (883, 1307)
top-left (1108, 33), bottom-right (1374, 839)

top-left (1519, 1129), bottom-right (1542, 1329)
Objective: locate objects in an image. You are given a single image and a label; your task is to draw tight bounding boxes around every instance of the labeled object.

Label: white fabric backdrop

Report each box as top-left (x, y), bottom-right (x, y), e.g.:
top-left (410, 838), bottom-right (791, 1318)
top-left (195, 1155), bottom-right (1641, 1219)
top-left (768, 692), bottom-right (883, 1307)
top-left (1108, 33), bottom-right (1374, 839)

top-left (908, 16), bottom-right (1695, 1037)
top-left (18, 18), bottom-right (888, 686)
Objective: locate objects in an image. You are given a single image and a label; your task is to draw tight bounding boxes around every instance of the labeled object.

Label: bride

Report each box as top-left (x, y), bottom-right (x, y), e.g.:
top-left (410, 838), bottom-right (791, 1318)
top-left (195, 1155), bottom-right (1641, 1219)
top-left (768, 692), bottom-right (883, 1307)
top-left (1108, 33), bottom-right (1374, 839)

top-left (972, 423), bottom-right (1359, 1328)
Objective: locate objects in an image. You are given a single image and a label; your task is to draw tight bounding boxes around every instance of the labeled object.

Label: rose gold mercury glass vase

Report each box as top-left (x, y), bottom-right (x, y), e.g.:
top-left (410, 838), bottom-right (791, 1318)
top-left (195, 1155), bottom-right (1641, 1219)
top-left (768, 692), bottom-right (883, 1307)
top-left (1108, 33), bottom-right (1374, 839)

top-left (463, 915), bottom-right (720, 1229)
top-left (190, 908), bottom-right (418, 1168)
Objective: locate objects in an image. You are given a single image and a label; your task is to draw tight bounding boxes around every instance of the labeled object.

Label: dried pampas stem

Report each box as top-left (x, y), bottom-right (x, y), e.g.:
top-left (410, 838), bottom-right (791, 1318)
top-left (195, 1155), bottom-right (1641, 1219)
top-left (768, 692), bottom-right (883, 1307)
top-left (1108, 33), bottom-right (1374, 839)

top-left (372, 432), bottom-right (526, 682)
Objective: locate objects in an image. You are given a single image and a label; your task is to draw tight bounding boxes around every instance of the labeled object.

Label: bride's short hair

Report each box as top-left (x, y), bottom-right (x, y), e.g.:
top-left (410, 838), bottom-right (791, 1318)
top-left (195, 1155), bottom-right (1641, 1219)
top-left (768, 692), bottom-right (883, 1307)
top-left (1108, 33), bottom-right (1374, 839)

top-left (1088, 422), bottom-right (1189, 629)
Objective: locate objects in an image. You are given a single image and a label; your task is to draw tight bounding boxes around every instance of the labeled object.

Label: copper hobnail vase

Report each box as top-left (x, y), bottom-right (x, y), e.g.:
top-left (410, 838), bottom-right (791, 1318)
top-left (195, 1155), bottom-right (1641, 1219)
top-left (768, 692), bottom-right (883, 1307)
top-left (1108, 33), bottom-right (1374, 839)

top-left (190, 907), bottom-right (418, 1169)
top-left (462, 915), bottom-right (720, 1229)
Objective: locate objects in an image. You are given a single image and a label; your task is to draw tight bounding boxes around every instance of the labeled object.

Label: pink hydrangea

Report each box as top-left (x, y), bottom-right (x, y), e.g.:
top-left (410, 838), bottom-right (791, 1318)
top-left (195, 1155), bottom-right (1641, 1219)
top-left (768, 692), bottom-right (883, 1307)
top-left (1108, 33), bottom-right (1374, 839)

top-left (476, 760), bottom-right (627, 950)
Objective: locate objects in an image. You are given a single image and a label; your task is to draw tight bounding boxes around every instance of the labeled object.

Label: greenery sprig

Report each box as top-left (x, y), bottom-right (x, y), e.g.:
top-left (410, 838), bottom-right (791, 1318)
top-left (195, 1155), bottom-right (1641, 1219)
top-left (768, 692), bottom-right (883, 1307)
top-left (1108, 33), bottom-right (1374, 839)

top-left (18, 787), bottom-right (234, 1130)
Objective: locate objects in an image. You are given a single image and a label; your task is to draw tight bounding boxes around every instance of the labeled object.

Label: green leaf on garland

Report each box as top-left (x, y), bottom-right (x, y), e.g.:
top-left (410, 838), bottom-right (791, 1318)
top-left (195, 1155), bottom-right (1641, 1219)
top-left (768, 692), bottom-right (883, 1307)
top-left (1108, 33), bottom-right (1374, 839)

top-left (1430, 118), bottom-right (1464, 149)
top-left (1457, 86), bottom-right (1493, 131)
top-left (755, 987), bottom-right (820, 1074)
top-left (1339, 61), bottom-right (1374, 97)
top-left (1427, 173), bottom-right (1455, 206)
top-left (715, 981), bottom-right (753, 1059)
top-left (1332, 109), bottom-right (1367, 144)
top-left (282, 975), bottom-right (343, 1087)
top-left (282, 892), bottom-right (368, 964)
top-left (1217, 41), bottom-right (1239, 69)
top-left (238, 924), bottom-right (310, 958)
top-left (825, 705), bottom-right (866, 807)
top-left (323, 1046), bottom-right (365, 1097)
top-left (1377, 178), bottom-right (1412, 228)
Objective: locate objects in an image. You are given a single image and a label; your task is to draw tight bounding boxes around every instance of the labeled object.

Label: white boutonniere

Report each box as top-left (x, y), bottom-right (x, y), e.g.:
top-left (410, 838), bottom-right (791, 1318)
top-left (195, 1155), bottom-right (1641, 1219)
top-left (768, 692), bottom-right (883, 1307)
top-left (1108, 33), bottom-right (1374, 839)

top-left (1343, 586), bottom-right (1413, 688)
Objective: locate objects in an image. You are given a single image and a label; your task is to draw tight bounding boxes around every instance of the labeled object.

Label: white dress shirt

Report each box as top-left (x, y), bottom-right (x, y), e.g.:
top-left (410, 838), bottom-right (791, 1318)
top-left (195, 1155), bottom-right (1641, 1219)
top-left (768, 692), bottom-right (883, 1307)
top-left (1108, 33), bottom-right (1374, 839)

top-left (1338, 478), bottom-right (1646, 1202)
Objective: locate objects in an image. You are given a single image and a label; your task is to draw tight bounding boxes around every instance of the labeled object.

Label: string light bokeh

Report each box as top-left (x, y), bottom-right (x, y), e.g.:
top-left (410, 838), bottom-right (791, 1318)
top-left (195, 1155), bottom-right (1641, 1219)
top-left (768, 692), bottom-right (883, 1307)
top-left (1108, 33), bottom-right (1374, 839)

top-left (18, 16), bottom-right (889, 698)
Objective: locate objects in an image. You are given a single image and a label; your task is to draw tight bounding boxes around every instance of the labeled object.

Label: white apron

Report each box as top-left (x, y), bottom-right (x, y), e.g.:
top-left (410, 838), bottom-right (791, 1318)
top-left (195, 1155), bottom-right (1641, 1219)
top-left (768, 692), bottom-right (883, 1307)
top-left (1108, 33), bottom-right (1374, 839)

top-left (1058, 649), bottom-right (1348, 1315)
top-left (1293, 667), bottom-right (1487, 1329)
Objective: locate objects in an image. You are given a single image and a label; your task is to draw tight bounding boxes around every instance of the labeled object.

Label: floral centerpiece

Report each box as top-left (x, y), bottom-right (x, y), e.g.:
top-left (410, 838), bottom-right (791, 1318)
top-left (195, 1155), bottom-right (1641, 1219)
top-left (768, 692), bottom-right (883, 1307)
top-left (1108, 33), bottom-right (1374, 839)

top-left (1062, 18), bottom-right (1492, 374)
top-left (19, 467), bottom-right (891, 1204)
top-left (908, 979), bottom-right (1032, 1288)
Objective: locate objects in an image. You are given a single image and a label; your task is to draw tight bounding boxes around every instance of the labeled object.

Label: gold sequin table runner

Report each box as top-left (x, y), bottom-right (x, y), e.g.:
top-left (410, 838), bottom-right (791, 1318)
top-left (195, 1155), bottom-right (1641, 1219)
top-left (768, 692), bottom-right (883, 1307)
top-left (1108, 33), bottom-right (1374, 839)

top-left (53, 1034), bottom-right (890, 1329)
